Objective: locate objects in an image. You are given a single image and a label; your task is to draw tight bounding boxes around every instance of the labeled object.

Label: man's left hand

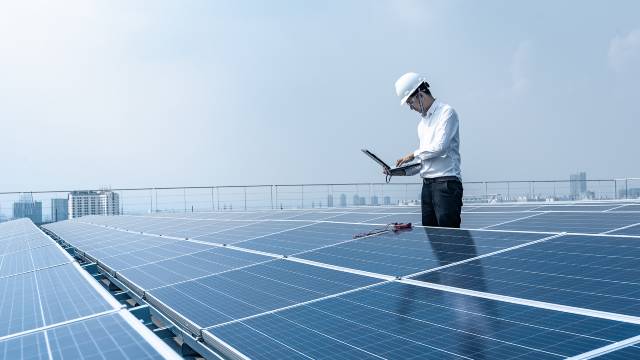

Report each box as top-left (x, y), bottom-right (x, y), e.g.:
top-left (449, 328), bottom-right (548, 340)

top-left (396, 153), bottom-right (415, 167)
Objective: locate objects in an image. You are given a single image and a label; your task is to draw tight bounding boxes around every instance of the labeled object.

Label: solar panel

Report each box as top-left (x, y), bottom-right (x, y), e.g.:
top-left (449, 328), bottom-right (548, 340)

top-left (0, 312), bottom-right (177, 360)
top-left (40, 209), bottom-right (640, 359)
top-left (205, 282), bottom-right (640, 359)
top-left (297, 227), bottom-right (551, 277)
top-left (117, 247), bottom-right (271, 292)
top-left (461, 212), bottom-right (541, 229)
top-left (192, 221), bottom-right (313, 244)
top-left (608, 223), bottom-right (640, 236)
top-left (488, 212), bottom-right (640, 233)
top-left (36, 263), bottom-right (116, 324)
top-left (323, 212), bottom-right (394, 223)
top-left (591, 344), bottom-right (640, 359)
top-left (98, 240), bottom-right (213, 274)
top-left (0, 218), bottom-right (179, 359)
top-left (0, 272), bottom-right (41, 337)
top-left (609, 204), bottom-right (640, 211)
top-left (412, 234), bottom-right (640, 317)
top-left (146, 260), bottom-right (382, 334)
top-left (233, 222), bottom-right (383, 255)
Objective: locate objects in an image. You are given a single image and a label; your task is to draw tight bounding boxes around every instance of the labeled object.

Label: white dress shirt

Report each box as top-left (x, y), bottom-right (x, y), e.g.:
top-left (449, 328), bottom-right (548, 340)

top-left (406, 99), bottom-right (461, 179)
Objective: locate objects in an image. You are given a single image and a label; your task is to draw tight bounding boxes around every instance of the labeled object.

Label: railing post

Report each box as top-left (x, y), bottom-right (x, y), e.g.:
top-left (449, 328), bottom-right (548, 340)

top-left (626, 178), bottom-right (629, 199)
top-left (532, 181), bottom-right (536, 200)
top-left (301, 185), bottom-right (304, 209)
top-left (275, 185), bottom-right (279, 209)
top-left (244, 187), bottom-right (247, 211)
top-left (211, 187), bottom-right (216, 211)
top-left (507, 181), bottom-right (510, 201)
top-left (270, 185), bottom-right (274, 210)
top-left (149, 189), bottom-right (153, 213)
top-left (216, 187), bottom-right (220, 211)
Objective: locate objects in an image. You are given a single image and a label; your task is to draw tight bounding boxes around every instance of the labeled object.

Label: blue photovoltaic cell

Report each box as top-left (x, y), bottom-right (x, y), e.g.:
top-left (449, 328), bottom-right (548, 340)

top-left (279, 211), bottom-right (350, 221)
top-left (365, 213), bottom-right (424, 225)
top-left (0, 313), bottom-right (169, 360)
top-left (323, 213), bottom-right (391, 223)
top-left (148, 259), bottom-right (381, 329)
top-left (118, 247), bottom-right (271, 290)
top-left (193, 221), bottom-right (312, 244)
top-left (0, 272), bottom-right (42, 337)
top-left (488, 212), bottom-right (640, 233)
top-left (0, 252), bottom-right (33, 277)
top-left (47, 312), bottom-right (166, 359)
top-left (595, 345), bottom-right (640, 359)
top-left (208, 282), bottom-right (640, 360)
top-left (36, 264), bottom-right (115, 324)
top-left (30, 245), bottom-right (71, 269)
top-left (462, 205), bottom-right (542, 212)
top-left (610, 204), bottom-right (640, 211)
top-left (534, 205), bottom-right (621, 212)
top-left (297, 228), bottom-right (548, 277)
top-left (413, 234), bottom-right (640, 316)
top-left (233, 222), bottom-right (384, 255)
top-left (87, 236), bottom-right (175, 259)
top-left (99, 240), bottom-right (212, 272)
top-left (608, 223), bottom-right (640, 236)
top-left (153, 220), bottom-right (248, 239)
top-left (460, 212), bottom-right (540, 229)
top-left (0, 332), bottom-right (47, 360)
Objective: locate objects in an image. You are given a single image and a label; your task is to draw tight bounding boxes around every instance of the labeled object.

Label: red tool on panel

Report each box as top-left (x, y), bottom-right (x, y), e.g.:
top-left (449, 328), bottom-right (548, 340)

top-left (353, 222), bottom-right (412, 239)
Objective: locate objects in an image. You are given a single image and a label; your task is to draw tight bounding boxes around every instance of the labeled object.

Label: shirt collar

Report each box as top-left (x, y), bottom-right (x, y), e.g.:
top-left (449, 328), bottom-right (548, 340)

top-left (424, 98), bottom-right (440, 118)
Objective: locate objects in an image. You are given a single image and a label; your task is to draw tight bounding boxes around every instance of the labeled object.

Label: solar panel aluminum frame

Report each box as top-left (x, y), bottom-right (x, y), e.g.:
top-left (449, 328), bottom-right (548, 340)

top-left (145, 291), bottom-right (205, 338)
top-left (97, 267), bottom-right (228, 360)
top-left (96, 257), bottom-right (119, 277)
top-left (202, 329), bottom-right (250, 360)
top-left (115, 271), bottom-right (147, 298)
top-left (118, 310), bottom-right (183, 360)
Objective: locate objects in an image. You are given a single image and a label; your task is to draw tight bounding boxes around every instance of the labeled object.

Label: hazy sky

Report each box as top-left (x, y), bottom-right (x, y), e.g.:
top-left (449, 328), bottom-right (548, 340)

top-left (1, 0), bottom-right (639, 191)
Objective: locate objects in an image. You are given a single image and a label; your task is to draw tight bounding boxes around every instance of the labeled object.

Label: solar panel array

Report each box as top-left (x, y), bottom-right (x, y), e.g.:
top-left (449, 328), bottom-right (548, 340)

top-left (0, 218), bottom-right (179, 360)
top-left (40, 202), bottom-right (640, 359)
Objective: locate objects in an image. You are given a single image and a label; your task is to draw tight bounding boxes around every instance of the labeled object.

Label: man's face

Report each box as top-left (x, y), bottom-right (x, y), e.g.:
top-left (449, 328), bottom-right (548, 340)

top-left (406, 91), bottom-right (421, 113)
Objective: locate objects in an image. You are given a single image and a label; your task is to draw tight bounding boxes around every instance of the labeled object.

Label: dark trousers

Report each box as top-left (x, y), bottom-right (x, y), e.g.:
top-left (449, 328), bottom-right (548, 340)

top-left (421, 177), bottom-right (463, 228)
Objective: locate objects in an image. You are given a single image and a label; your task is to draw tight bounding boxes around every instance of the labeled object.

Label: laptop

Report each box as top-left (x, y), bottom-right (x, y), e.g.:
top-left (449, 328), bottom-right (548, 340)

top-left (361, 149), bottom-right (421, 177)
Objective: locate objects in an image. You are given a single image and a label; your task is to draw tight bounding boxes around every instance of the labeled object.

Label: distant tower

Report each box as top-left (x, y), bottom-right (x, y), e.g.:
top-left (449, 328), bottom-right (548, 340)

top-left (570, 172), bottom-right (587, 199)
top-left (13, 193), bottom-right (43, 224)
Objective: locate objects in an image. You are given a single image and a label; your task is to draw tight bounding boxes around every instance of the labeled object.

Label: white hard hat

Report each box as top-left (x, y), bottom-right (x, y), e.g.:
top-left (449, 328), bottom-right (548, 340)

top-left (395, 72), bottom-right (428, 105)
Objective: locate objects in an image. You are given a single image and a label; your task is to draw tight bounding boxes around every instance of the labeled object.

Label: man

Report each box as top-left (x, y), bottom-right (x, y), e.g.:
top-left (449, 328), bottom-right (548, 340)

top-left (392, 72), bottom-right (463, 228)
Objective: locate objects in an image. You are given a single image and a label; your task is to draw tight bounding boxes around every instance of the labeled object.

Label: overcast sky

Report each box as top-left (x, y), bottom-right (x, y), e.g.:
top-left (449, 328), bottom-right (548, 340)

top-left (1, 0), bottom-right (639, 191)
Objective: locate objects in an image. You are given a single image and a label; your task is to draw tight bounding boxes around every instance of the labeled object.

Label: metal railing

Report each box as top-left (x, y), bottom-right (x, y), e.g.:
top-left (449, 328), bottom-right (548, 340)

top-left (1, 178), bottom-right (639, 223)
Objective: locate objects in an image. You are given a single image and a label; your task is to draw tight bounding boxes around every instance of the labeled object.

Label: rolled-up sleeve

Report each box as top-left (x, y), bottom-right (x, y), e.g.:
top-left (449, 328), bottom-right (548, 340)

top-left (414, 108), bottom-right (459, 161)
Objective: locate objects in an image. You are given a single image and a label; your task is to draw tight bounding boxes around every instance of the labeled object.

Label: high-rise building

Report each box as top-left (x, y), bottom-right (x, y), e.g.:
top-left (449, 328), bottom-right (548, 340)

top-left (13, 194), bottom-right (43, 224)
top-left (69, 190), bottom-right (120, 218)
top-left (352, 194), bottom-right (360, 206)
top-left (51, 198), bottom-right (69, 222)
top-left (570, 172), bottom-right (587, 199)
top-left (339, 194), bottom-right (347, 207)
top-left (370, 195), bottom-right (379, 206)
top-left (327, 194), bottom-right (334, 207)
top-left (383, 196), bottom-right (391, 205)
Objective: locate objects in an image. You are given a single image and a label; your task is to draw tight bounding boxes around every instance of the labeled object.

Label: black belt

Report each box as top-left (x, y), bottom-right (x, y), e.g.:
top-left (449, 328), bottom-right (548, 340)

top-left (423, 176), bottom-right (460, 184)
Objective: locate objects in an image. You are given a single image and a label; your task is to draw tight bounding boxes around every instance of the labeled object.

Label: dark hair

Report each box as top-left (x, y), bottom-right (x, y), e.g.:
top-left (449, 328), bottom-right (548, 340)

top-left (417, 82), bottom-right (432, 96)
